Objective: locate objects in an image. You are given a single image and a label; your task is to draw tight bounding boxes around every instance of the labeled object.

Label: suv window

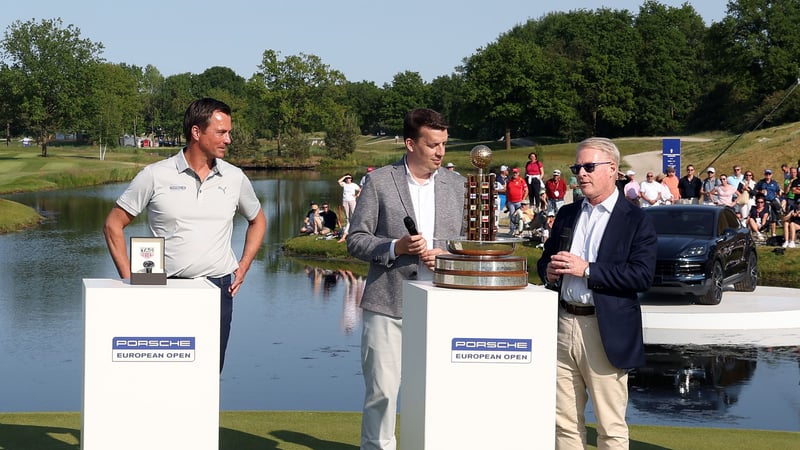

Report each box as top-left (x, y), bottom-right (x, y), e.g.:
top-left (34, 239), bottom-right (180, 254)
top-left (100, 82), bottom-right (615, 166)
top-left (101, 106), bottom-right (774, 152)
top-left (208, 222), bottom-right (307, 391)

top-left (719, 208), bottom-right (739, 233)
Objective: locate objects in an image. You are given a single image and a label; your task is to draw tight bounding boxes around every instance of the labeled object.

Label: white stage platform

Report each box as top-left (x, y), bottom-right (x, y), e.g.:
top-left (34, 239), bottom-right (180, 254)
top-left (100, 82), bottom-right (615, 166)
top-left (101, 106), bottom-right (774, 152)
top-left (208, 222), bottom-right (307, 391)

top-left (640, 286), bottom-right (800, 347)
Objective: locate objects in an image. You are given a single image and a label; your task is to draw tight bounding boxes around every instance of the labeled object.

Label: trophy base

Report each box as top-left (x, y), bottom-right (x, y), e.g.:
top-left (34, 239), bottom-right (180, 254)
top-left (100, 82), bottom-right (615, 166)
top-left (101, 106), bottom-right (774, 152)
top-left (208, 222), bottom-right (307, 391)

top-left (433, 253), bottom-right (528, 290)
top-left (130, 272), bottom-right (167, 286)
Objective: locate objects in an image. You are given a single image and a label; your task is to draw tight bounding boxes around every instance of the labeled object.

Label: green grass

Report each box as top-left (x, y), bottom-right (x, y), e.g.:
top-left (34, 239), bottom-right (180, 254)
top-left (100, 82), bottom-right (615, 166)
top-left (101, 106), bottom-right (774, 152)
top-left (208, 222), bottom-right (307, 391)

top-left (0, 411), bottom-right (795, 449)
top-left (0, 198), bottom-right (43, 233)
top-left (0, 145), bottom-right (161, 194)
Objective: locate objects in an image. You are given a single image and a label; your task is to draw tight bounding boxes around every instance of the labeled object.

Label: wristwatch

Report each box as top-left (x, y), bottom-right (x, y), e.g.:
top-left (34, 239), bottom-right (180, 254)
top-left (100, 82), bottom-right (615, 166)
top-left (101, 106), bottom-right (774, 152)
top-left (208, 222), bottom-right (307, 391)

top-left (583, 265), bottom-right (590, 278)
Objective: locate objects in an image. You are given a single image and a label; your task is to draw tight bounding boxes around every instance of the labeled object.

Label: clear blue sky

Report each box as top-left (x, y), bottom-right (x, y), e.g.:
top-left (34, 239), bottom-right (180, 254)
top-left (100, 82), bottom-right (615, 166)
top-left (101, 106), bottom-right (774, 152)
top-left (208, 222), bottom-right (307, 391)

top-left (3, 1), bottom-right (728, 85)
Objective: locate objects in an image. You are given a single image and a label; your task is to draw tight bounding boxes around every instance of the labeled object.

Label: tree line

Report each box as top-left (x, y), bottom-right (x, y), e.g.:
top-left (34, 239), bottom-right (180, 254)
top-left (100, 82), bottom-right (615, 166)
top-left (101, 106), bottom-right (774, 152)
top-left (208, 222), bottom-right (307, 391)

top-left (2, 0), bottom-right (800, 159)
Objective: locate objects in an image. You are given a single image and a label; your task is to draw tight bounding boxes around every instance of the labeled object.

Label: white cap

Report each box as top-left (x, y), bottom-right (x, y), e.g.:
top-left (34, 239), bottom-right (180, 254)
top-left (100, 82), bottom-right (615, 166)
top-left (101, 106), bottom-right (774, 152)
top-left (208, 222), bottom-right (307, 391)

top-left (553, 169), bottom-right (561, 176)
top-left (500, 165), bottom-right (508, 172)
top-left (626, 170), bottom-right (636, 176)
top-left (547, 211), bottom-right (555, 217)
top-left (446, 162), bottom-right (455, 168)
top-left (707, 167), bottom-right (715, 173)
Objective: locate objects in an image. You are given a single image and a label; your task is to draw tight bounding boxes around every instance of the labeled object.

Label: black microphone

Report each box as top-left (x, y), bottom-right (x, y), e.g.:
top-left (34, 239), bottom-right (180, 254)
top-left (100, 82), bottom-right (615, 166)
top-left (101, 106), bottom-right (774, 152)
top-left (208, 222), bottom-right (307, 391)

top-left (559, 227), bottom-right (573, 252)
top-left (404, 216), bottom-right (419, 235)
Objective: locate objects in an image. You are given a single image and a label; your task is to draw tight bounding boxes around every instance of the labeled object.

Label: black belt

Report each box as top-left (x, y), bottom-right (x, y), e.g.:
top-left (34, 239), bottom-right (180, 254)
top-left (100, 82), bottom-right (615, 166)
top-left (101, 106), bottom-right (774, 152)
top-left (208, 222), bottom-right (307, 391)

top-left (559, 300), bottom-right (595, 316)
top-left (169, 274), bottom-right (232, 285)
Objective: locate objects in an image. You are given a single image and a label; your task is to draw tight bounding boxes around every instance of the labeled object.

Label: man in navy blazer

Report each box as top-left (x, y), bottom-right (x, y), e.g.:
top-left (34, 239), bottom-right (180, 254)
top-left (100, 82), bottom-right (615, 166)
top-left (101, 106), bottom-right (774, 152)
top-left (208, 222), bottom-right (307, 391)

top-left (537, 137), bottom-right (657, 450)
top-left (347, 108), bottom-right (465, 450)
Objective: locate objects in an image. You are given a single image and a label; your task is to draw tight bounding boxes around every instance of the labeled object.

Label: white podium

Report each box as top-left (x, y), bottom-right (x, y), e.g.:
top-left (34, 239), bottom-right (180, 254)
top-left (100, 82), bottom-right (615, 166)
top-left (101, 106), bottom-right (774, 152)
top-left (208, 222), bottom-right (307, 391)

top-left (82, 278), bottom-right (220, 450)
top-left (400, 282), bottom-right (558, 450)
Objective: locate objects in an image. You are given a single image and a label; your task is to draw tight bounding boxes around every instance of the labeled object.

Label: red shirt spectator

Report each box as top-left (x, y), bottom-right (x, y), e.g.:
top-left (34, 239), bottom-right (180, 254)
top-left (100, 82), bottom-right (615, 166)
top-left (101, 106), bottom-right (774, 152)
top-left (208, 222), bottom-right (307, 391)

top-left (545, 171), bottom-right (567, 201)
top-left (506, 169), bottom-right (528, 203)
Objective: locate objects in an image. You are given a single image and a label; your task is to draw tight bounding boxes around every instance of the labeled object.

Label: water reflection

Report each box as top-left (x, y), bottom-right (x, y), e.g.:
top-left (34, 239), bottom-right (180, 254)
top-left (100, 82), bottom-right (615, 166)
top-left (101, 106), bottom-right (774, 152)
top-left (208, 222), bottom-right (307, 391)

top-left (624, 345), bottom-right (800, 431)
top-left (304, 267), bottom-right (364, 335)
top-left (630, 345), bottom-right (757, 412)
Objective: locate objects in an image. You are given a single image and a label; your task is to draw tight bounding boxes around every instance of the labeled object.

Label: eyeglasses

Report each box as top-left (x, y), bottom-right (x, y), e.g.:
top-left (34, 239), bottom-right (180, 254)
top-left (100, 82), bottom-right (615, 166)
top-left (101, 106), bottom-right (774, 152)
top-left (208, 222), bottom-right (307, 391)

top-left (745, 173), bottom-right (753, 177)
top-left (569, 161), bottom-right (612, 175)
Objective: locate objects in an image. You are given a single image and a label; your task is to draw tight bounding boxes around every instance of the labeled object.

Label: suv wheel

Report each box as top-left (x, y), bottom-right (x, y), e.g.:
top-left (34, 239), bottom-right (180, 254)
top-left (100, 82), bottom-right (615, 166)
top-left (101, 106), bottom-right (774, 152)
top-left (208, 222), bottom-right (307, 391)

top-left (733, 251), bottom-right (758, 292)
top-left (697, 261), bottom-right (723, 305)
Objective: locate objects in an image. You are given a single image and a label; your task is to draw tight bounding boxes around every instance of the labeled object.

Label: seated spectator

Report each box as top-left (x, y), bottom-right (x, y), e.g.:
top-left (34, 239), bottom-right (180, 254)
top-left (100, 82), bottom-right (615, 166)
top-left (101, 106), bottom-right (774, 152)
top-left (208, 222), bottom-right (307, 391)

top-left (319, 203), bottom-right (338, 235)
top-left (782, 208), bottom-right (800, 248)
top-left (746, 194), bottom-right (771, 241)
top-left (512, 200), bottom-right (536, 235)
top-left (537, 211), bottom-right (556, 249)
top-left (300, 202), bottom-right (323, 234)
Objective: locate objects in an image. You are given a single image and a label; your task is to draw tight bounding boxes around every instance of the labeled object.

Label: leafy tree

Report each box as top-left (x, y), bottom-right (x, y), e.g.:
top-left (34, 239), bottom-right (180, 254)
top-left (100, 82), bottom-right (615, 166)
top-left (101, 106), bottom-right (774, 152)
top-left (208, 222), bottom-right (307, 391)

top-left (380, 71), bottom-right (428, 134)
top-left (702, 0), bottom-right (800, 130)
top-left (342, 80), bottom-right (383, 134)
top-left (0, 18), bottom-right (104, 156)
top-left (325, 109), bottom-right (360, 159)
top-left (138, 65), bottom-right (170, 141)
top-left (0, 68), bottom-right (22, 144)
top-left (256, 50), bottom-right (346, 156)
top-left (151, 73), bottom-right (195, 143)
top-left (193, 66), bottom-right (247, 98)
top-left (531, 10), bottom-right (641, 137)
top-left (428, 74), bottom-right (469, 138)
top-left (282, 127), bottom-right (310, 161)
top-left (633, 1), bottom-right (708, 135)
top-left (90, 63), bottom-right (141, 148)
top-left (460, 32), bottom-right (545, 147)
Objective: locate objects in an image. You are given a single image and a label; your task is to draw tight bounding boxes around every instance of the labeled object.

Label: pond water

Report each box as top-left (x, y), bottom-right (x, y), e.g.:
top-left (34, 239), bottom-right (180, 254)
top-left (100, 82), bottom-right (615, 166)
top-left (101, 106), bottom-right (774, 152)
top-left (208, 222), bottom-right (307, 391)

top-left (0, 172), bottom-right (798, 432)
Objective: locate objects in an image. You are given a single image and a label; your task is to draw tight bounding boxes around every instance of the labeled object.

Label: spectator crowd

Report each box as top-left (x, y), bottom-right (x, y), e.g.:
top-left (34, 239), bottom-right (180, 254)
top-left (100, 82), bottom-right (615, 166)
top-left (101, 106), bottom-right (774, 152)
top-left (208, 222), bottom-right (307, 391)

top-left (492, 155), bottom-right (800, 248)
top-left (300, 157), bottom-right (800, 249)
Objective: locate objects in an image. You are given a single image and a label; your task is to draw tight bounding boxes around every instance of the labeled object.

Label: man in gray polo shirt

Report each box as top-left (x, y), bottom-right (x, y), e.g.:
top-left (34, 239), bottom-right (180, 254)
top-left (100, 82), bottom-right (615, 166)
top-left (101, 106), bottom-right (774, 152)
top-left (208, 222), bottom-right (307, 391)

top-left (103, 98), bottom-right (267, 372)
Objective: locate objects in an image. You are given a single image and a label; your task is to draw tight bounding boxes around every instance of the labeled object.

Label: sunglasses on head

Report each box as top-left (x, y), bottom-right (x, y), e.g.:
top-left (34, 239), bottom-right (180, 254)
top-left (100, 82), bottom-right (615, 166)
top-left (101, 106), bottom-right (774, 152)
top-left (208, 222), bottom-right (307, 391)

top-left (569, 161), bottom-right (612, 175)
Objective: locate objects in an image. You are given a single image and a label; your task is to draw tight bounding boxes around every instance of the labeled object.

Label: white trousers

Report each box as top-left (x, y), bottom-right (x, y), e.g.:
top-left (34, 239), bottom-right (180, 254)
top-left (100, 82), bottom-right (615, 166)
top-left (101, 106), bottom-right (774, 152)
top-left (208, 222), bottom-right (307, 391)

top-left (360, 310), bottom-right (402, 450)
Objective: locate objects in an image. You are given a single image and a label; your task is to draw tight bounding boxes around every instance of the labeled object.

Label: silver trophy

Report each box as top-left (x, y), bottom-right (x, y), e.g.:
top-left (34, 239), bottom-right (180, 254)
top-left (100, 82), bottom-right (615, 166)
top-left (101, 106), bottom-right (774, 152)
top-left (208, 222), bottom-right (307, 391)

top-left (433, 145), bottom-right (528, 290)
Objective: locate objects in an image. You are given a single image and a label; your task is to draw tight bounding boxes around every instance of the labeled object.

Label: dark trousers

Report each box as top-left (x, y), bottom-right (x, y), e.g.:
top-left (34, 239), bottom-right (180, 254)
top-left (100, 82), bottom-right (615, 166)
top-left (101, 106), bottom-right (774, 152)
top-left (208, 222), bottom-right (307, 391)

top-left (207, 274), bottom-right (234, 373)
top-left (170, 274), bottom-right (233, 373)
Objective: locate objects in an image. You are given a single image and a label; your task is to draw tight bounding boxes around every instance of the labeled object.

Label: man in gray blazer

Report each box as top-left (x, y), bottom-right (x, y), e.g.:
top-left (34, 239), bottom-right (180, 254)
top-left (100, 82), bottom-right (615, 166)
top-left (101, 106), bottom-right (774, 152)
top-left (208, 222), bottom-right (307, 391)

top-left (347, 108), bottom-right (466, 450)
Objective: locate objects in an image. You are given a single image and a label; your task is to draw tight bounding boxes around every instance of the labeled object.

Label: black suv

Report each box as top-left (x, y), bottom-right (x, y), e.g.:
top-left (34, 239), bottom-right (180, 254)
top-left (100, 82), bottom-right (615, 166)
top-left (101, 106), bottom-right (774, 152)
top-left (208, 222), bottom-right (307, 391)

top-left (643, 205), bottom-right (758, 305)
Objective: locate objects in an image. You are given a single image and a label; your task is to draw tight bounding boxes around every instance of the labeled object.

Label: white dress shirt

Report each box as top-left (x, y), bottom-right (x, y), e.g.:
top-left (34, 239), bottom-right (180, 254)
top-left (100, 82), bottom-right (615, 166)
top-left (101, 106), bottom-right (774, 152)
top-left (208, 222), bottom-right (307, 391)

top-left (561, 189), bottom-right (619, 305)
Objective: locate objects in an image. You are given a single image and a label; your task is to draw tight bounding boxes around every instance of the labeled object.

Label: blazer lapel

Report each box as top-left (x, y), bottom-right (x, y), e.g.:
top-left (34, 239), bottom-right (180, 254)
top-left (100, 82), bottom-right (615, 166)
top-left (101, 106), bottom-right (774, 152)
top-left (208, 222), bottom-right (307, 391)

top-left (390, 159), bottom-right (416, 224)
top-left (597, 195), bottom-right (630, 259)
